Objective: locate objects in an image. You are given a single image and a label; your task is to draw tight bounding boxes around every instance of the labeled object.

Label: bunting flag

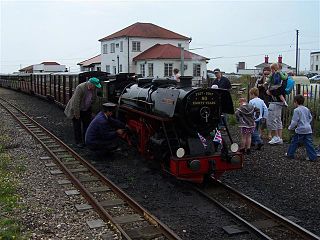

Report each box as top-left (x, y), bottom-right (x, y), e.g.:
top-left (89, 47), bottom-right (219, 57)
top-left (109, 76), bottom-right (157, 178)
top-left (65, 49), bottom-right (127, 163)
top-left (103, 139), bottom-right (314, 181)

top-left (197, 132), bottom-right (208, 148)
top-left (213, 129), bottom-right (223, 144)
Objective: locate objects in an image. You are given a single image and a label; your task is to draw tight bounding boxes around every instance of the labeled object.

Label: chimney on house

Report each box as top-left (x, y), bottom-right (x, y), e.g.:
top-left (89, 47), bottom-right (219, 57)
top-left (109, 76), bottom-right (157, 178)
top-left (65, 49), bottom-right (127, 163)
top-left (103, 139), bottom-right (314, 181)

top-left (264, 55), bottom-right (269, 63)
top-left (278, 55), bottom-right (282, 63)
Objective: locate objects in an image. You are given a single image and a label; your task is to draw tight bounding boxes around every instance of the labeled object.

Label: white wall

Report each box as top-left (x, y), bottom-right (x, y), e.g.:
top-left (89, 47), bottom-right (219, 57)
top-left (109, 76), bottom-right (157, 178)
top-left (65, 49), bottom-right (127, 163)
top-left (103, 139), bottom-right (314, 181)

top-left (310, 53), bottom-right (320, 73)
top-left (238, 69), bottom-right (260, 75)
top-left (101, 37), bottom-right (190, 74)
top-left (33, 64), bottom-right (66, 72)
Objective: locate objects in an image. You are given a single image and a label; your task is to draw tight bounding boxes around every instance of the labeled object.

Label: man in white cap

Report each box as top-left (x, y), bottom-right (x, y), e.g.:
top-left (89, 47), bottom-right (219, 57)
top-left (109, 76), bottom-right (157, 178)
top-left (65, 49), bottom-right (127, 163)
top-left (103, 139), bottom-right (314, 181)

top-left (85, 102), bottom-right (126, 157)
top-left (64, 77), bottom-right (101, 148)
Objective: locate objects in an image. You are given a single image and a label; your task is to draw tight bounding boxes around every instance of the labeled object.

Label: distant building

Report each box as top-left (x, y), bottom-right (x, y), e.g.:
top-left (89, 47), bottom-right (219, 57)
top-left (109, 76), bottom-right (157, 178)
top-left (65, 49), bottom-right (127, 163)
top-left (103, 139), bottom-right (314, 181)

top-left (98, 22), bottom-right (208, 82)
top-left (236, 55), bottom-right (295, 76)
top-left (255, 55), bottom-right (295, 73)
top-left (19, 62), bottom-right (66, 73)
top-left (310, 51), bottom-right (320, 74)
top-left (77, 55), bottom-right (101, 72)
top-left (236, 62), bottom-right (260, 75)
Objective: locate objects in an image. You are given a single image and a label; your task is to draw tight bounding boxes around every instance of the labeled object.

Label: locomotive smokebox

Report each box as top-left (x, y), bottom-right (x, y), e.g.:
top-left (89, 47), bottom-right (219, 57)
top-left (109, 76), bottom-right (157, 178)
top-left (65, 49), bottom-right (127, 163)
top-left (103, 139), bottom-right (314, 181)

top-left (179, 76), bottom-right (193, 88)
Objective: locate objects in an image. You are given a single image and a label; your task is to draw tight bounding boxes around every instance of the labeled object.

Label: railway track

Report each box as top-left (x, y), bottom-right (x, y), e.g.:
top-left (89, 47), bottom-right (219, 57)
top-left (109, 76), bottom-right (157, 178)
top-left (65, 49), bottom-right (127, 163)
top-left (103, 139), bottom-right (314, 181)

top-left (193, 181), bottom-right (320, 240)
top-left (0, 97), bottom-right (181, 240)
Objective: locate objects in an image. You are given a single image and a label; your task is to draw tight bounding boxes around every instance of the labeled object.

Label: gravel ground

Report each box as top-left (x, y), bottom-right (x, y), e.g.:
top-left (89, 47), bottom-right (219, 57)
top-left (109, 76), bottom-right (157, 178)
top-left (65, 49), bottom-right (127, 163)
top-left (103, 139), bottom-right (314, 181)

top-left (1, 87), bottom-right (319, 239)
top-left (0, 107), bottom-right (117, 239)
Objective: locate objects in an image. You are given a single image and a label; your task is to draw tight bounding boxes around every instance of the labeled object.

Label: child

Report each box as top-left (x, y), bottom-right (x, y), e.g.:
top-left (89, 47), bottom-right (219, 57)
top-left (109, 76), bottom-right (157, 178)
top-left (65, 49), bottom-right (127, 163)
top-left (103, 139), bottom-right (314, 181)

top-left (286, 95), bottom-right (318, 161)
top-left (249, 87), bottom-right (268, 150)
top-left (236, 98), bottom-right (260, 154)
top-left (266, 63), bottom-right (288, 107)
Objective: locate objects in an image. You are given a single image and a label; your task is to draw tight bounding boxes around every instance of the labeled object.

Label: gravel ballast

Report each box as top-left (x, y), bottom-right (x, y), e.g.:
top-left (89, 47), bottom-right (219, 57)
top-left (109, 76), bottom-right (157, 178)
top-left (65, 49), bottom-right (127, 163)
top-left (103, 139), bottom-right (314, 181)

top-left (1, 87), bottom-right (319, 239)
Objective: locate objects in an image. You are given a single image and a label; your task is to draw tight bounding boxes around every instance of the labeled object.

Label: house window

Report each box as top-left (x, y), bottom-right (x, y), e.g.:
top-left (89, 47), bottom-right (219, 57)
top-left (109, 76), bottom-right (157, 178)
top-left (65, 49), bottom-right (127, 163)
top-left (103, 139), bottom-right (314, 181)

top-left (184, 64), bottom-right (188, 71)
top-left (316, 65), bottom-right (319, 71)
top-left (193, 64), bottom-right (201, 77)
top-left (116, 43), bottom-right (119, 48)
top-left (120, 41), bottom-right (123, 52)
top-left (111, 43), bottom-right (115, 53)
top-left (132, 41), bottom-right (141, 52)
top-left (164, 63), bottom-right (173, 77)
top-left (97, 67), bottom-right (101, 71)
top-left (103, 44), bottom-right (108, 54)
top-left (148, 63), bottom-right (154, 77)
top-left (113, 66), bottom-right (117, 74)
top-left (106, 65), bottom-right (110, 73)
top-left (119, 64), bottom-right (122, 72)
top-left (316, 55), bottom-right (319, 61)
top-left (140, 64), bottom-right (145, 77)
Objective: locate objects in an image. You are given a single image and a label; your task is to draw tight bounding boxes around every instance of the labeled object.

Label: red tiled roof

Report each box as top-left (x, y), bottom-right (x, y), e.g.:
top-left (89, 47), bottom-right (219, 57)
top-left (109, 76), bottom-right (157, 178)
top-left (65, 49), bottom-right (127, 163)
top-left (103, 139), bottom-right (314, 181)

top-left (99, 22), bottom-right (191, 41)
top-left (77, 54), bottom-right (101, 67)
top-left (133, 44), bottom-right (208, 61)
top-left (41, 61), bottom-right (60, 65)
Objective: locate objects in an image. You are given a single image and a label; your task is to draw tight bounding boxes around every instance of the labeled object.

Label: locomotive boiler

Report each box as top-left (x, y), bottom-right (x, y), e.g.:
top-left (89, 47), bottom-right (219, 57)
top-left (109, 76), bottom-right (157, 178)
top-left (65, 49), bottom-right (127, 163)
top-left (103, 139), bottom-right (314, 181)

top-left (114, 76), bottom-right (243, 183)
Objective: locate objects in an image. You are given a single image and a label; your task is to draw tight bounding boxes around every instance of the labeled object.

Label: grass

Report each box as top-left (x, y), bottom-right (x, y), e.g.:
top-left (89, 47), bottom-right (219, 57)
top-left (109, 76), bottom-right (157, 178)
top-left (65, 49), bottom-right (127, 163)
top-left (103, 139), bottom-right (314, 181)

top-left (0, 131), bottom-right (27, 240)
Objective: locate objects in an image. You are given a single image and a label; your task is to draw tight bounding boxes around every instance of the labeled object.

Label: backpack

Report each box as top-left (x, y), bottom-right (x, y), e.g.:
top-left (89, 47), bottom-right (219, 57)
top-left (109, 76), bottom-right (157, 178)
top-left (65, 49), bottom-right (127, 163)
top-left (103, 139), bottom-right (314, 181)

top-left (285, 76), bottom-right (295, 95)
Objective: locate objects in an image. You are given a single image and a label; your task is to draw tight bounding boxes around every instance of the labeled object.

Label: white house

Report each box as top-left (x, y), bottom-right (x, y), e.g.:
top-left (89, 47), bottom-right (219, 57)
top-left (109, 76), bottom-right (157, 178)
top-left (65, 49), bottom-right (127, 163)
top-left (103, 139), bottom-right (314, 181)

top-left (77, 55), bottom-right (101, 72)
top-left (133, 43), bottom-right (208, 84)
top-left (19, 62), bottom-right (66, 73)
top-left (98, 22), bottom-right (208, 82)
top-left (310, 51), bottom-right (320, 73)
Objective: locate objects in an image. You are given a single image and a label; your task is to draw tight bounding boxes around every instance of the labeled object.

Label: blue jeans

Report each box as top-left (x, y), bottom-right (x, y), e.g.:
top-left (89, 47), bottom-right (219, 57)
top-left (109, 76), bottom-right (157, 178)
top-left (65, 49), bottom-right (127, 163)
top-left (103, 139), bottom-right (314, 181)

top-left (287, 133), bottom-right (317, 160)
top-left (252, 120), bottom-right (263, 145)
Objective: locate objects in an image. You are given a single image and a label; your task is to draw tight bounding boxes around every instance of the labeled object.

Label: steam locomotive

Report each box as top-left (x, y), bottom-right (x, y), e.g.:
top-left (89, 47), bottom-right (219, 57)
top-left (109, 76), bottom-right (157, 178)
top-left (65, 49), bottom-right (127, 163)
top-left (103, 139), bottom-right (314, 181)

top-left (0, 71), bottom-right (243, 183)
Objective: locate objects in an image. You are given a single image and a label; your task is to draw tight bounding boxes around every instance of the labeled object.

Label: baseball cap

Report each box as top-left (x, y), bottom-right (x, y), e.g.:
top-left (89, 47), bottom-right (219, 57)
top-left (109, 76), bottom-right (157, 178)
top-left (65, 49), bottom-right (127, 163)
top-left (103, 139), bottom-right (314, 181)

top-left (213, 68), bottom-right (221, 73)
top-left (88, 77), bottom-right (102, 88)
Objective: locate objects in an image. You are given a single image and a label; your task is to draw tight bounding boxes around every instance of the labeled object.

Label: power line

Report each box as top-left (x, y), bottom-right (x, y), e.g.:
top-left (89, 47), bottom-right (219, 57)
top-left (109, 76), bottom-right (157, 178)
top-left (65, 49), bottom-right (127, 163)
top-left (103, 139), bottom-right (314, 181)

top-left (195, 30), bottom-right (293, 48)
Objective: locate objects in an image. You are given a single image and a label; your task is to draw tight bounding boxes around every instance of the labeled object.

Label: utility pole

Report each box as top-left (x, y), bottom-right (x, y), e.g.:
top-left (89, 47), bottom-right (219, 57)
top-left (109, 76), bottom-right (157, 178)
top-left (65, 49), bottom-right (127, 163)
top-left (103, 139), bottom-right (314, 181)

top-left (179, 43), bottom-right (184, 76)
top-left (295, 29), bottom-right (299, 76)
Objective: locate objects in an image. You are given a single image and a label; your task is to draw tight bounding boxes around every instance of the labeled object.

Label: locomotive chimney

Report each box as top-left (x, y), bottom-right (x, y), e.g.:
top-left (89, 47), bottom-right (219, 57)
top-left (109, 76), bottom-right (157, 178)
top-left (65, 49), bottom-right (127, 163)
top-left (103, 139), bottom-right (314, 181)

top-left (179, 76), bottom-right (193, 88)
top-left (264, 55), bottom-right (269, 63)
top-left (278, 55), bottom-right (282, 63)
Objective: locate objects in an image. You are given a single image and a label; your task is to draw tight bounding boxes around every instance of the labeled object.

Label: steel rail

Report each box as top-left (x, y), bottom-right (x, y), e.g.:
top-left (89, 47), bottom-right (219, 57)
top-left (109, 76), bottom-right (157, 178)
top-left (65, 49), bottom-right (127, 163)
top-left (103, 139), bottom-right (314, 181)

top-left (193, 180), bottom-right (320, 240)
top-left (0, 97), bottom-right (181, 240)
top-left (192, 185), bottom-right (272, 240)
top-left (217, 181), bottom-right (320, 240)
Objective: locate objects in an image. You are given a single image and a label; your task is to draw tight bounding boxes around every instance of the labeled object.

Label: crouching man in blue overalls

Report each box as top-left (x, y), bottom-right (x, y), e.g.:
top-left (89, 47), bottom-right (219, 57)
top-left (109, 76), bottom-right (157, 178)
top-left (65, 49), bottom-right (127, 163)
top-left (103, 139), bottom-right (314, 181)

top-left (85, 103), bottom-right (125, 158)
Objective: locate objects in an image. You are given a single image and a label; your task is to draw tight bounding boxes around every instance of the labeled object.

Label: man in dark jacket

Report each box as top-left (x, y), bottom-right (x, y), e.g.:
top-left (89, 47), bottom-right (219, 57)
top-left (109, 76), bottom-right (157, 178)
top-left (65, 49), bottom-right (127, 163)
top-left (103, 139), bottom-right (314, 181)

top-left (211, 68), bottom-right (231, 129)
top-left (211, 68), bottom-right (231, 90)
top-left (85, 103), bottom-right (125, 157)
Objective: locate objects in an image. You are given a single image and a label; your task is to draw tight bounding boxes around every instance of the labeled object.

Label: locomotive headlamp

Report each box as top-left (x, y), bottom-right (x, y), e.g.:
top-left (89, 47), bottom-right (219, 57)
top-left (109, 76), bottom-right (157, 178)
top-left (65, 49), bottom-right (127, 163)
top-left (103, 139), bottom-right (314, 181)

top-left (230, 143), bottom-right (239, 153)
top-left (176, 148), bottom-right (185, 158)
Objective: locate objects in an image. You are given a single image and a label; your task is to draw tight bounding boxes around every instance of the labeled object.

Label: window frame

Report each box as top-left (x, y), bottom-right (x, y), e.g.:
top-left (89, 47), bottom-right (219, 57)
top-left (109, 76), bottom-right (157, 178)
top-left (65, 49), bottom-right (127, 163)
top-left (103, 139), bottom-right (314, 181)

top-left (103, 44), bottom-right (108, 54)
top-left (110, 43), bottom-right (115, 53)
top-left (164, 63), bottom-right (173, 77)
top-left (140, 64), bottom-right (145, 77)
top-left (148, 63), bottom-right (154, 77)
top-left (120, 41), bottom-right (123, 52)
top-left (193, 63), bottom-right (201, 77)
top-left (132, 41), bottom-right (141, 52)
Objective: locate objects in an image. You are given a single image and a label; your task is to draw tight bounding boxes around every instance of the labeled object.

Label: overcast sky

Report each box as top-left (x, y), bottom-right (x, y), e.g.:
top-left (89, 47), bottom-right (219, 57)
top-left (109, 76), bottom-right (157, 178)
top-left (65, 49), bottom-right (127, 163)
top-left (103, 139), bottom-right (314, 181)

top-left (1, 0), bottom-right (319, 74)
